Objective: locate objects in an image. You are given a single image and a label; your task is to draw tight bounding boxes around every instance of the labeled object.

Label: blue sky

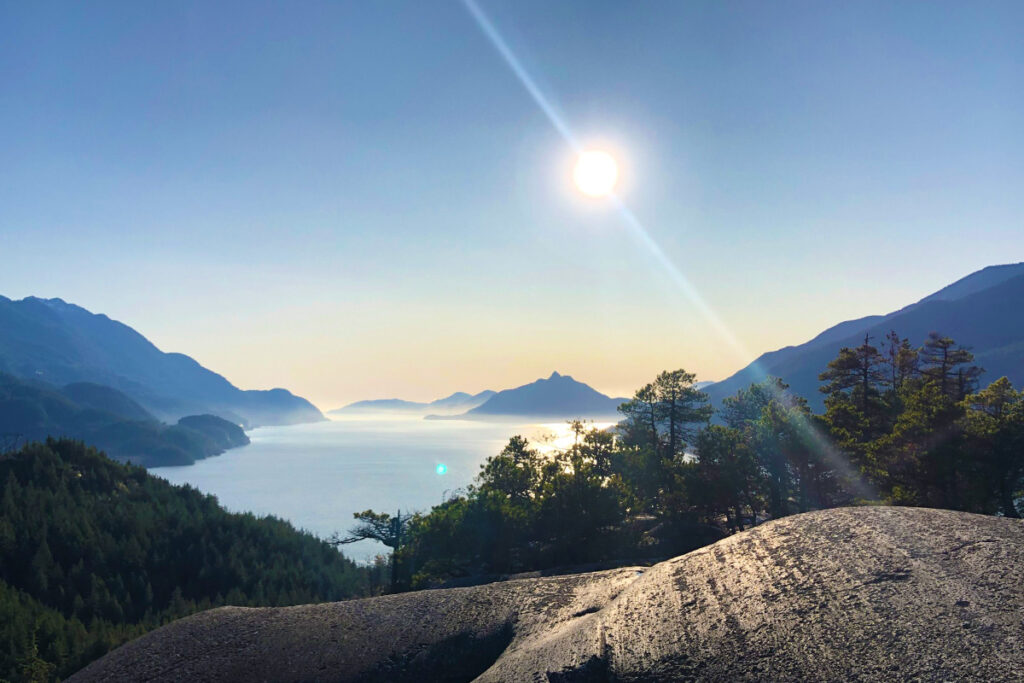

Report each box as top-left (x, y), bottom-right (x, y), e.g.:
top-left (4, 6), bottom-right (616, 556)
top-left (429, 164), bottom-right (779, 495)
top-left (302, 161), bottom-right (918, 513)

top-left (2, 1), bottom-right (1022, 408)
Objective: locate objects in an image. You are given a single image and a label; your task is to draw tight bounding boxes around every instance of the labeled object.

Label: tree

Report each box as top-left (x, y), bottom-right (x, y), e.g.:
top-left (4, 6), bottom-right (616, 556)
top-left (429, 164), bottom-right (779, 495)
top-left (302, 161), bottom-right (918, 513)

top-left (819, 335), bottom-right (886, 419)
top-left (962, 377), bottom-right (1024, 517)
top-left (618, 383), bottom-right (661, 455)
top-left (330, 510), bottom-right (413, 591)
top-left (654, 370), bottom-right (713, 461)
top-left (618, 370), bottom-right (711, 461)
top-left (820, 336), bottom-right (902, 484)
top-left (477, 435), bottom-right (540, 502)
top-left (871, 381), bottom-right (966, 508)
top-left (535, 429), bottom-right (627, 566)
top-left (919, 333), bottom-right (982, 400)
top-left (691, 425), bottom-right (760, 532)
top-left (616, 371), bottom-right (711, 516)
top-left (720, 379), bottom-right (781, 430)
top-left (882, 330), bottom-right (918, 394)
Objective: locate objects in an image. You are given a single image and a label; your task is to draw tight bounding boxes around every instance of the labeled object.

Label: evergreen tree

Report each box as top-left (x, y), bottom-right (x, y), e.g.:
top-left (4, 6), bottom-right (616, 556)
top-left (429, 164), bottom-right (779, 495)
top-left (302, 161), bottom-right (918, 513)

top-left (818, 335), bottom-right (887, 416)
top-left (919, 332), bottom-right (982, 400)
top-left (653, 370), bottom-right (713, 462)
top-left (691, 425), bottom-right (760, 531)
top-left (882, 330), bottom-right (919, 394)
top-left (962, 377), bottom-right (1024, 517)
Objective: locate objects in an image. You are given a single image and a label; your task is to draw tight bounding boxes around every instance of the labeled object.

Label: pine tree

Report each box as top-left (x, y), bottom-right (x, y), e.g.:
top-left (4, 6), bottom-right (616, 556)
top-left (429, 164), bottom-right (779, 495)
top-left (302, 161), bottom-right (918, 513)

top-left (919, 333), bottom-right (982, 400)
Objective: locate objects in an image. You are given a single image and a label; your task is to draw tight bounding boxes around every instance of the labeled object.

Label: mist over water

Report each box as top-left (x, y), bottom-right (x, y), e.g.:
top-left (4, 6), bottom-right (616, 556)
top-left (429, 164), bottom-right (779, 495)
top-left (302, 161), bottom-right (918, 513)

top-left (152, 416), bottom-right (610, 562)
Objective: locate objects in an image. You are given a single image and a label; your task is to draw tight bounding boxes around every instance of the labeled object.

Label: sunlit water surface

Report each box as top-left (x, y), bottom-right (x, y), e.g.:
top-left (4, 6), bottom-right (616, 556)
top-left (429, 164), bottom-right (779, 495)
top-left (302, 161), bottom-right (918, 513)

top-left (151, 416), bottom-right (612, 562)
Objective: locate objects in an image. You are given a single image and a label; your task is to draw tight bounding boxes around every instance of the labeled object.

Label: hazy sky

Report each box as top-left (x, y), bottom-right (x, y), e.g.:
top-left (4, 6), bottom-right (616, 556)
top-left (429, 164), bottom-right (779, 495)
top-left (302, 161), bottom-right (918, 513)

top-left (2, 1), bottom-right (1022, 409)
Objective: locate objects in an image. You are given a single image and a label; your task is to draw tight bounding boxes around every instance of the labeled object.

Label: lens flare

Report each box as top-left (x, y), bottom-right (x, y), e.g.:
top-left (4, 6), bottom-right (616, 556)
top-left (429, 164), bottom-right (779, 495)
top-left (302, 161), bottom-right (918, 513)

top-left (435, 463), bottom-right (448, 475)
top-left (460, 0), bottom-right (876, 501)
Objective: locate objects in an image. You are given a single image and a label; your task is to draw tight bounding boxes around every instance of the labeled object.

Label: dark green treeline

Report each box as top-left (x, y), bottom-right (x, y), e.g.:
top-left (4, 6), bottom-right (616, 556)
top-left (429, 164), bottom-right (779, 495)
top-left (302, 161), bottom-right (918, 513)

top-left (352, 331), bottom-right (1023, 591)
top-left (0, 439), bottom-right (370, 682)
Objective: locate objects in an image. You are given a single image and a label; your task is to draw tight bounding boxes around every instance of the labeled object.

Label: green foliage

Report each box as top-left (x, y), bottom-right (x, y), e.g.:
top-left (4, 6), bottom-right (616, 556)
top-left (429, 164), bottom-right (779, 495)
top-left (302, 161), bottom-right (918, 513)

top-left (0, 439), bottom-right (368, 681)
top-left (688, 425), bottom-right (759, 531)
top-left (618, 370), bottom-right (712, 461)
top-left (366, 343), bottom-right (1024, 593)
top-left (818, 331), bottom-right (1023, 515)
top-left (961, 378), bottom-right (1024, 517)
top-left (379, 426), bottom-right (636, 589)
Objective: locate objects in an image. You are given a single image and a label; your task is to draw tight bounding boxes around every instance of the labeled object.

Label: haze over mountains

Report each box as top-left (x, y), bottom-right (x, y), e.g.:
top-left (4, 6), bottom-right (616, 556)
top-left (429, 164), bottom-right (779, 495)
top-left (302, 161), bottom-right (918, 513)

top-left (330, 390), bottom-right (496, 416)
top-left (703, 262), bottom-right (1024, 410)
top-left (457, 371), bottom-right (627, 419)
top-left (0, 373), bottom-right (249, 467)
top-left (336, 372), bottom-right (627, 420)
top-left (3, 261), bottom-right (1021, 447)
top-left (0, 296), bottom-right (324, 428)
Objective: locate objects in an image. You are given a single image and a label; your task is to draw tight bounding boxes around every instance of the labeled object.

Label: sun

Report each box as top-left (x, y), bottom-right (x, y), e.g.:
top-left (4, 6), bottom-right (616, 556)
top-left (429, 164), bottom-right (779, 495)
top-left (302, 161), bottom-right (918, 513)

top-left (573, 150), bottom-right (619, 198)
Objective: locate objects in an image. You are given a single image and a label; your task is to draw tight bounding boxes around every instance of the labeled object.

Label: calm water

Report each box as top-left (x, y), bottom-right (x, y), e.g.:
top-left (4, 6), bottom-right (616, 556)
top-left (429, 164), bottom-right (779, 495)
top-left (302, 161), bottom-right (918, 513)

top-left (151, 416), bottom-right (611, 562)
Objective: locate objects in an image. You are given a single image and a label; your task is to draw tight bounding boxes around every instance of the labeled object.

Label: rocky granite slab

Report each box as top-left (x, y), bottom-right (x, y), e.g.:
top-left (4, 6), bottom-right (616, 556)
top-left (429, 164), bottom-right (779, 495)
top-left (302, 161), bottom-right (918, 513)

top-left (71, 506), bottom-right (1024, 682)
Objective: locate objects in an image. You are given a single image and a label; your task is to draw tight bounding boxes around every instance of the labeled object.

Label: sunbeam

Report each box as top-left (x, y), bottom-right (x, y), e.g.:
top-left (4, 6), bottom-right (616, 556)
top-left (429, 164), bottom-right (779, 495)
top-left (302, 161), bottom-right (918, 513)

top-left (460, 0), bottom-right (876, 501)
top-left (461, 0), bottom-right (579, 150)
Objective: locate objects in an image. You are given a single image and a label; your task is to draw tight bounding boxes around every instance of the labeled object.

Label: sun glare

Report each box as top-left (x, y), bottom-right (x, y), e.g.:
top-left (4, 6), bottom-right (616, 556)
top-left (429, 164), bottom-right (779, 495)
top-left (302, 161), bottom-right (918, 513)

top-left (573, 150), bottom-right (619, 198)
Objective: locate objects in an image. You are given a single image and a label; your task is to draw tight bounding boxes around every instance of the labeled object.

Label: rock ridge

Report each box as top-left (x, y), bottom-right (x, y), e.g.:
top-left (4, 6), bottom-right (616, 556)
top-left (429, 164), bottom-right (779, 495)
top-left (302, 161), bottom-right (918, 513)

top-left (70, 507), bottom-right (1024, 682)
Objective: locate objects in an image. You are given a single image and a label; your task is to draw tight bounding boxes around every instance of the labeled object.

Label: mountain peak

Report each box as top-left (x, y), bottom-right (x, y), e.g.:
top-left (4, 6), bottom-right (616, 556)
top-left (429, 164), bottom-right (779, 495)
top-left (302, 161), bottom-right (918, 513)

top-left (464, 372), bottom-right (620, 418)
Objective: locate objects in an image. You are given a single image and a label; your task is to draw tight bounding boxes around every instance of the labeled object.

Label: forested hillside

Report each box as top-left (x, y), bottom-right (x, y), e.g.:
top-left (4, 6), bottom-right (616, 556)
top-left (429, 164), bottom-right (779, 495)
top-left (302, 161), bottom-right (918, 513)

top-left (0, 374), bottom-right (249, 467)
top-left (0, 440), bottom-right (368, 681)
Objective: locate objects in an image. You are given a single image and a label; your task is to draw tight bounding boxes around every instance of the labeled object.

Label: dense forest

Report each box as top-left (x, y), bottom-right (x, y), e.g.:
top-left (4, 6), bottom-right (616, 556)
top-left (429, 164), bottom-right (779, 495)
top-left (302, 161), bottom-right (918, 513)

top-left (0, 439), bottom-right (369, 682)
top-left (345, 331), bottom-right (1024, 591)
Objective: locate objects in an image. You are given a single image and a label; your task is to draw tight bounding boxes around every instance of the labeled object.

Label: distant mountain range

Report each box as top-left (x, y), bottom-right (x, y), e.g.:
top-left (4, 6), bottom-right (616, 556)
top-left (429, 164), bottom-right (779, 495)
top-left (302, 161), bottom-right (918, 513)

top-left (0, 296), bottom-right (325, 428)
top-left (330, 390), bottom-right (496, 416)
top-left (425, 372), bottom-right (627, 420)
top-left (0, 373), bottom-right (249, 467)
top-left (335, 372), bottom-right (626, 421)
top-left (704, 262), bottom-right (1024, 411)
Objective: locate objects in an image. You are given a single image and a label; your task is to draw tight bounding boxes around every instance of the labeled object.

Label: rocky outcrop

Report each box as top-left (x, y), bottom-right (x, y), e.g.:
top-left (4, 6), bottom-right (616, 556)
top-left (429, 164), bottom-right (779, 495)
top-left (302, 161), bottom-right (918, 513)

top-left (70, 507), bottom-right (1024, 682)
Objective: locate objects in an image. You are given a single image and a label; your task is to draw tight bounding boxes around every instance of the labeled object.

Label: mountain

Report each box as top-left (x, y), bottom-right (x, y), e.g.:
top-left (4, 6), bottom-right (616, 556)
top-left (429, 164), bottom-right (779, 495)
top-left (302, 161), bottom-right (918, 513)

top-left (429, 390), bottom-right (496, 411)
top-left (438, 371), bottom-right (625, 419)
top-left (71, 507), bottom-right (1024, 682)
top-left (0, 373), bottom-right (250, 466)
top-left (329, 389), bottom-right (495, 416)
top-left (0, 439), bottom-right (367, 681)
top-left (0, 296), bottom-right (324, 428)
top-left (704, 262), bottom-right (1024, 411)
top-left (331, 398), bottom-right (429, 414)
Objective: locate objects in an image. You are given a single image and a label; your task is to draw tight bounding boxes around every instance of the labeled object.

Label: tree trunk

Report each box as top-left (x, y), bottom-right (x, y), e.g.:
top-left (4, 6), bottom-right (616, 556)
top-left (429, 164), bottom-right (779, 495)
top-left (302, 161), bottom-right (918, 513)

top-left (733, 501), bottom-right (745, 531)
top-left (1001, 477), bottom-right (1021, 518)
top-left (668, 390), bottom-right (678, 460)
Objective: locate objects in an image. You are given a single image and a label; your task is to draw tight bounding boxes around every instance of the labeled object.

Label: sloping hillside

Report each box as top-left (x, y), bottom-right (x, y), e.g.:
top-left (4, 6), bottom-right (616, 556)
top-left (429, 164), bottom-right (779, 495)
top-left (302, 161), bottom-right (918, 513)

top-left (0, 440), bottom-right (368, 681)
top-left (69, 506), bottom-right (1024, 681)
top-left (0, 374), bottom-right (249, 466)
top-left (706, 263), bottom-right (1024, 410)
top-left (0, 296), bottom-right (324, 427)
